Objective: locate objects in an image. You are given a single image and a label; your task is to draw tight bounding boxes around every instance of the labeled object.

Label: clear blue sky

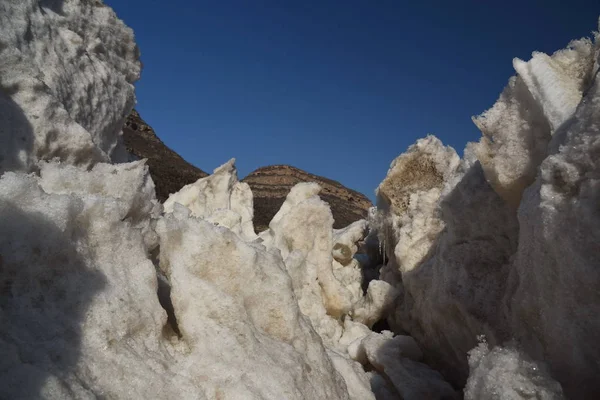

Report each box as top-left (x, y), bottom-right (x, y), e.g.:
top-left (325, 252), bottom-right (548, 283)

top-left (106, 0), bottom-right (599, 201)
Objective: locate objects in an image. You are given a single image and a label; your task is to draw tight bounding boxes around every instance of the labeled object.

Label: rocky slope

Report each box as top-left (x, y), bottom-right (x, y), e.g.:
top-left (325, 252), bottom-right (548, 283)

top-left (243, 165), bottom-right (372, 232)
top-left (122, 110), bottom-right (208, 201)
top-left (122, 111), bottom-right (372, 230)
top-left (123, 110), bottom-right (208, 202)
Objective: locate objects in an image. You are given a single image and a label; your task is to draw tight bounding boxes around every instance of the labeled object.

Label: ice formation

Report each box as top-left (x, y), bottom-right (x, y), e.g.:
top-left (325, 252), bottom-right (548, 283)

top-left (375, 18), bottom-right (600, 400)
top-left (0, 3), bottom-right (414, 398)
top-left (0, 151), bottom-right (413, 399)
top-left (464, 339), bottom-right (565, 400)
top-left (1, 158), bottom-right (367, 399)
top-left (472, 37), bottom-right (597, 207)
top-left (0, 0), bottom-right (140, 172)
top-left (1, 0), bottom-right (599, 399)
top-left (164, 158), bottom-right (257, 241)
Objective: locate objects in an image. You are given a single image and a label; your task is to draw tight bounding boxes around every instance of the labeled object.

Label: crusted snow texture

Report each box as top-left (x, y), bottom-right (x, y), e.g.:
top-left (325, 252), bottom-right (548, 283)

top-left (0, 161), bottom-right (359, 399)
top-left (350, 279), bottom-right (400, 328)
top-left (156, 207), bottom-right (352, 399)
top-left (369, 372), bottom-right (402, 400)
top-left (6, 1), bottom-right (599, 399)
top-left (38, 159), bottom-right (161, 250)
top-left (0, 1), bottom-right (375, 398)
top-left (333, 219), bottom-right (368, 265)
top-left (258, 182), bottom-right (397, 352)
top-left (374, 136), bottom-right (516, 387)
top-left (164, 158), bottom-right (257, 241)
top-left (0, 163), bottom-right (179, 399)
top-left (0, 0), bottom-right (140, 172)
top-left (251, 181), bottom-right (404, 397)
top-left (349, 332), bottom-right (458, 400)
top-left (163, 166), bottom-right (381, 399)
top-left (375, 135), bottom-right (461, 273)
top-left (0, 153), bottom-right (381, 398)
top-left (379, 153), bottom-right (518, 385)
top-left (258, 182), bottom-right (352, 345)
top-left (376, 21), bottom-right (600, 399)
top-left (505, 43), bottom-right (600, 398)
top-left (327, 349), bottom-right (376, 400)
top-left (472, 36), bottom-right (598, 207)
top-left (464, 341), bottom-right (564, 400)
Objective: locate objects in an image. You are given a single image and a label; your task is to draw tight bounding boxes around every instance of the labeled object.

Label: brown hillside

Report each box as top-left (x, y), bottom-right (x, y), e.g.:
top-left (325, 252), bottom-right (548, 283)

top-left (122, 110), bottom-right (372, 231)
top-left (122, 110), bottom-right (208, 202)
top-left (243, 165), bottom-right (372, 232)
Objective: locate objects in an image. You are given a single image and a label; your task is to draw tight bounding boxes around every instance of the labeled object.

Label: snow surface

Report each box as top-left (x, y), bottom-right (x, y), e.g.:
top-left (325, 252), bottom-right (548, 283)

top-left (164, 158), bottom-right (257, 241)
top-left (0, 0), bottom-right (140, 172)
top-left (472, 36), bottom-right (597, 207)
top-left (1, 1), bottom-right (599, 399)
top-left (465, 339), bottom-right (565, 400)
top-left (376, 16), bottom-right (600, 400)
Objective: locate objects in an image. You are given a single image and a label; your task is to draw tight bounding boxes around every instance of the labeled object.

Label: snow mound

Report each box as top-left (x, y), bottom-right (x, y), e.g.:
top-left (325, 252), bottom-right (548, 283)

top-left (164, 158), bottom-right (257, 241)
top-left (0, 160), bottom-right (359, 399)
top-left (0, 163), bottom-right (170, 398)
top-left (472, 36), bottom-right (598, 207)
top-left (2, 1), bottom-right (599, 399)
top-left (375, 18), bottom-right (600, 399)
top-left (0, 0), bottom-right (140, 173)
top-left (465, 339), bottom-right (564, 400)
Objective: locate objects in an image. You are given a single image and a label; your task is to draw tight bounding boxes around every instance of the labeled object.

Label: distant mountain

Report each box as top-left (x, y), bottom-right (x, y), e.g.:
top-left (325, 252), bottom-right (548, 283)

top-left (243, 165), bottom-right (372, 232)
top-left (122, 110), bottom-right (208, 202)
top-left (122, 110), bottom-right (372, 231)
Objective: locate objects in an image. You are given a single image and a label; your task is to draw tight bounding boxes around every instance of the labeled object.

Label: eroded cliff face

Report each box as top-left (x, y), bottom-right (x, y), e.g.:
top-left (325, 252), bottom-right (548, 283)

top-left (375, 20), bottom-right (600, 399)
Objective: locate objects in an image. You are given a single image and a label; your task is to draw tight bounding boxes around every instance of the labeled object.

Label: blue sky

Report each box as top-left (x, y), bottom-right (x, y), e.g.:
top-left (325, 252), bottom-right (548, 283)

top-left (106, 1), bottom-right (599, 201)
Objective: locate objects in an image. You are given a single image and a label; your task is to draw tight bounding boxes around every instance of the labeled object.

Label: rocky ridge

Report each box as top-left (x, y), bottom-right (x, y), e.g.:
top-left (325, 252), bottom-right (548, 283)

top-left (122, 109), bottom-right (209, 201)
top-left (243, 165), bottom-right (371, 231)
top-left (123, 110), bottom-right (372, 231)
